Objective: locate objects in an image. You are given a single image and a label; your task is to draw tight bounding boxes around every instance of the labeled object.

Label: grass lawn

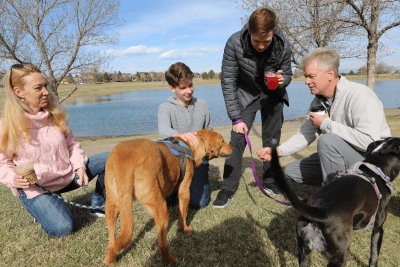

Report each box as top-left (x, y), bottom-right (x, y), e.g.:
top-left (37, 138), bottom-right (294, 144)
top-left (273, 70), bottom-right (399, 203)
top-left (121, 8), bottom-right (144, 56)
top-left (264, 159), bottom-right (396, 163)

top-left (1, 115), bottom-right (399, 266)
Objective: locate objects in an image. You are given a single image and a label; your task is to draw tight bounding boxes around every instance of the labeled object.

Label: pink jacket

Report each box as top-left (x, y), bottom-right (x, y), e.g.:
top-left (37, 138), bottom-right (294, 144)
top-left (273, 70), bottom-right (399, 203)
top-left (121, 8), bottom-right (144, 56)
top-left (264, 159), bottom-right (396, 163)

top-left (0, 111), bottom-right (87, 199)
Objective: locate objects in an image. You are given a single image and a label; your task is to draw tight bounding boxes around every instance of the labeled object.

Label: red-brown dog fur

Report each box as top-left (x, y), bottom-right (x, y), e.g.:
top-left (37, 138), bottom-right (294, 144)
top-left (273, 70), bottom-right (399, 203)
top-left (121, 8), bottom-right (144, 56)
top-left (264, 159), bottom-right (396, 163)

top-left (103, 129), bottom-right (233, 265)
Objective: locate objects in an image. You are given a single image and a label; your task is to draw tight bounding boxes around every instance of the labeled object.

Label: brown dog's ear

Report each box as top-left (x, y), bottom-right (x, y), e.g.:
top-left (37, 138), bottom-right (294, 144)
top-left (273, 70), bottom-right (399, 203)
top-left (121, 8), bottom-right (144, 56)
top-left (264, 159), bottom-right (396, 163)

top-left (380, 138), bottom-right (400, 155)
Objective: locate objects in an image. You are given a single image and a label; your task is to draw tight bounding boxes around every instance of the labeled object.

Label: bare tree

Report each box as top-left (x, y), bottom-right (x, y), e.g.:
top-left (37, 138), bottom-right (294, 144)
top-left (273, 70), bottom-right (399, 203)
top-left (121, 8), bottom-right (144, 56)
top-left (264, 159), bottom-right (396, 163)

top-left (0, 0), bottom-right (122, 101)
top-left (236, 0), bottom-right (365, 67)
top-left (336, 0), bottom-right (400, 90)
top-left (375, 62), bottom-right (387, 76)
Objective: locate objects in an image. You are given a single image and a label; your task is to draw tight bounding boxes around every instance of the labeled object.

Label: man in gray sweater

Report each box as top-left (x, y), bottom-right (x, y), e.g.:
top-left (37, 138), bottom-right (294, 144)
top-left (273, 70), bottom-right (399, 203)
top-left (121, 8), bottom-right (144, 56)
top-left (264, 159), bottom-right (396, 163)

top-left (257, 48), bottom-right (391, 186)
top-left (158, 62), bottom-right (213, 208)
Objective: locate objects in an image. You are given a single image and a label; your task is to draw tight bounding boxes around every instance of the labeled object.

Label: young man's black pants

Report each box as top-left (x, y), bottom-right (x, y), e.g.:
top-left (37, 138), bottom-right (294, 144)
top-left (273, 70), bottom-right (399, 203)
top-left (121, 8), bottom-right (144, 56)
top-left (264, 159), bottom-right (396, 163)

top-left (221, 92), bottom-right (284, 193)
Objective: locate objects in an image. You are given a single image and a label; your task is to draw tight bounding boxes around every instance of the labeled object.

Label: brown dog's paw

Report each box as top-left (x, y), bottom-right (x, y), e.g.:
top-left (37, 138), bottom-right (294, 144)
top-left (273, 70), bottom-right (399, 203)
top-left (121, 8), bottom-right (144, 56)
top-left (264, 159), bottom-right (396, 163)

top-left (182, 225), bottom-right (193, 233)
top-left (103, 254), bottom-right (117, 266)
top-left (163, 253), bottom-right (178, 265)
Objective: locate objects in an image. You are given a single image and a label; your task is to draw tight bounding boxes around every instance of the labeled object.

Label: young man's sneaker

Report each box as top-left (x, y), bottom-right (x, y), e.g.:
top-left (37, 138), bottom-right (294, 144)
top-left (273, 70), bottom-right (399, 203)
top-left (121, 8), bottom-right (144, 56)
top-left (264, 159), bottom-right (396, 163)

top-left (213, 189), bottom-right (234, 208)
top-left (262, 182), bottom-right (281, 196)
top-left (89, 210), bottom-right (105, 217)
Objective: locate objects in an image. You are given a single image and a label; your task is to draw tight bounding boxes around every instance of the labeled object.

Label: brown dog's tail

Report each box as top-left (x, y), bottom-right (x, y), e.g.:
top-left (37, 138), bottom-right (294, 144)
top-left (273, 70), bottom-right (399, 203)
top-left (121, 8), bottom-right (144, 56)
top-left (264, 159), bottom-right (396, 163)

top-left (270, 140), bottom-right (327, 222)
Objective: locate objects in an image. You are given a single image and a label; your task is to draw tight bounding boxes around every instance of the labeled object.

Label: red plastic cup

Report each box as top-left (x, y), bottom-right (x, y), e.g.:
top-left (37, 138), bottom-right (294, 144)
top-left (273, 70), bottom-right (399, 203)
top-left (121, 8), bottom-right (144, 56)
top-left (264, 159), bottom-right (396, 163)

top-left (266, 72), bottom-right (278, 90)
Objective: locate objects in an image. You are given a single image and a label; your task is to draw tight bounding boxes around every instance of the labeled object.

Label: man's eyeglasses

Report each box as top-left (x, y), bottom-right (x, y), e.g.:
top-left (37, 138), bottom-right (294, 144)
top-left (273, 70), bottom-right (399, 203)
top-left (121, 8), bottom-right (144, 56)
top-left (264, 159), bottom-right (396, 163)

top-left (9, 63), bottom-right (33, 88)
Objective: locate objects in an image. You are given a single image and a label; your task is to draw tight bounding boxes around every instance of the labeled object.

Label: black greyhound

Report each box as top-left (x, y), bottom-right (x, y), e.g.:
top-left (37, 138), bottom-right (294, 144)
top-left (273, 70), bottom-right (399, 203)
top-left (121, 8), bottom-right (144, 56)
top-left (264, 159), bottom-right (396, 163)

top-left (269, 137), bottom-right (400, 267)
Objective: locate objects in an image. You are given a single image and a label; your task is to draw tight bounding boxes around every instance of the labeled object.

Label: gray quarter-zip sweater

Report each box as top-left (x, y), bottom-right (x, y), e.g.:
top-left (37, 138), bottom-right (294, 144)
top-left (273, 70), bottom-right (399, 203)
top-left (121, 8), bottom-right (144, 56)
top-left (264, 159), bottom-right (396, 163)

top-left (279, 76), bottom-right (391, 155)
top-left (158, 96), bottom-right (213, 139)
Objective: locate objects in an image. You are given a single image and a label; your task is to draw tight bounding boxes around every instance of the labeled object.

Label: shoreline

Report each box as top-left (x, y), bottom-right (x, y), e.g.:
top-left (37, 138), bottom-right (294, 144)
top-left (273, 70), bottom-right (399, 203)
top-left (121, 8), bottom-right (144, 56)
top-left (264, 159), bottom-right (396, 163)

top-left (77, 107), bottom-right (400, 142)
top-left (76, 116), bottom-right (307, 142)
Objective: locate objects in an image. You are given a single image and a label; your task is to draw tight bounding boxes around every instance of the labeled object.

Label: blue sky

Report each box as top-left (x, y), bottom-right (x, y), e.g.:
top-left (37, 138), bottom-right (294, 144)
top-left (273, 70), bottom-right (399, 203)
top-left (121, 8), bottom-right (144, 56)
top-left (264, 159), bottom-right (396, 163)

top-left (104, 0), bottom-right (400, 74)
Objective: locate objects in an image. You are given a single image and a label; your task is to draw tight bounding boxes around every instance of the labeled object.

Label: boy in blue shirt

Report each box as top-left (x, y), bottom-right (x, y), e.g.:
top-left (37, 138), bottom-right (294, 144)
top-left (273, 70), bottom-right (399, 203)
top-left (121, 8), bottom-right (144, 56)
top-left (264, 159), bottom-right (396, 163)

top-left (158, 62), bottom-right (212, 208)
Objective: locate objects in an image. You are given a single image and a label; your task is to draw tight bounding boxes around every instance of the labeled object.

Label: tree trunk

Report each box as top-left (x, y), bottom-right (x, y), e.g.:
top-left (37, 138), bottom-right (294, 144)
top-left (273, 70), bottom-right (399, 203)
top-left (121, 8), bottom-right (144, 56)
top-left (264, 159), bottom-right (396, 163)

top-left (366, 39), bottom-right (378, 91)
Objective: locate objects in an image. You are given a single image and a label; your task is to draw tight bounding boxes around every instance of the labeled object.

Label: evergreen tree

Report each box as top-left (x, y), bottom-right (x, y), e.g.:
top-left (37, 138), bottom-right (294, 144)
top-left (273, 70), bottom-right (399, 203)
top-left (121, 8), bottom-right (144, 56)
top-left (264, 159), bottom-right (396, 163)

top-left (208, 70), bottom-right (215, 79)
top-left (103, 72), bottom-right (110, 83)
top-left (201, 72), bottom-right (209, 79)
top-left (93, 73), bottom-right (102, 83)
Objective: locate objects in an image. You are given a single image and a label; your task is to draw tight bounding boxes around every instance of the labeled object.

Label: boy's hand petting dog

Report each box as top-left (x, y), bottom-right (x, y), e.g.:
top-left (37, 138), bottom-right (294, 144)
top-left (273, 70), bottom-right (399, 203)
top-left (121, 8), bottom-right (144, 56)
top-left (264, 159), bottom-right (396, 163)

top-left (173, 132), bottom-right (199, 147)
top-left (257, 147), bottom-right (283, 161)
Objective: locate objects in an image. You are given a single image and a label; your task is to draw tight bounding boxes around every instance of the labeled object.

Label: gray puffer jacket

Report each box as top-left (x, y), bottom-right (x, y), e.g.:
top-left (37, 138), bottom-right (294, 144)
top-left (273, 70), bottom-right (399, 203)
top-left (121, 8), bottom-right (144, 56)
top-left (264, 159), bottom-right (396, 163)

top-left (221, 24), bottom-right (292, 121)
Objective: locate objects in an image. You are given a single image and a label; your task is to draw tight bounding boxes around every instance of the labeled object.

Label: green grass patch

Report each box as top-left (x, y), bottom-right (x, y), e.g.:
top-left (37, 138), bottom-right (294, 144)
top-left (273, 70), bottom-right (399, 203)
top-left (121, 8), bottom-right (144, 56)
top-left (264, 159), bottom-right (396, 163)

top-left (1, 115), bottom-right (399, 266)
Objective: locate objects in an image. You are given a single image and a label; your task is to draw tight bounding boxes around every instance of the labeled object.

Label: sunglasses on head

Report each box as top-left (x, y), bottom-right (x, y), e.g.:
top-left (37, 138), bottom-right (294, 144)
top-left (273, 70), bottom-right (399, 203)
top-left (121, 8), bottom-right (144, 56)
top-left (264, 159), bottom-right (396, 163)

top-left (9, 63), bottom-right (33, 88)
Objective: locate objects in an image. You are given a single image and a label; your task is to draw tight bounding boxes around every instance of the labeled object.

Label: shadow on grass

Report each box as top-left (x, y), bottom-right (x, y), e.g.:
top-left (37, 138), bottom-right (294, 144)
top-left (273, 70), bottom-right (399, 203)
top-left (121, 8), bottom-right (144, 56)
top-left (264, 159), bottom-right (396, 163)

top-left (109, 198), bottom-right (201, 263)
top-left (389, 195), bottom-right (400, 218)
top-left (243, 156), bottom-right (318, 200)
top-left (145, 217), bottom-right (272, 266)
top-left (208, 164), bottom-right (223, 193)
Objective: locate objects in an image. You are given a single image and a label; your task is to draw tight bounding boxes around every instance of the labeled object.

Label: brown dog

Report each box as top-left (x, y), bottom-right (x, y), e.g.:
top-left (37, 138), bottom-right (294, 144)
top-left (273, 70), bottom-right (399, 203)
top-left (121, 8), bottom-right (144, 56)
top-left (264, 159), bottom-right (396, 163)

top-left (103, 129), bottom-right (233, 265)
top-left (269, 137), bottom-right (400, 266)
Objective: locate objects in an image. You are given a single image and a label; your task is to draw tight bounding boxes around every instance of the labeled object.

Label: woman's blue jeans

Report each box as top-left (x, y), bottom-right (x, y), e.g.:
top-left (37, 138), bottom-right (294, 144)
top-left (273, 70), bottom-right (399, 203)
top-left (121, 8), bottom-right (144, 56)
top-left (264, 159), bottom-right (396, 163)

top-left (18, 152), bottom-right (109, 238)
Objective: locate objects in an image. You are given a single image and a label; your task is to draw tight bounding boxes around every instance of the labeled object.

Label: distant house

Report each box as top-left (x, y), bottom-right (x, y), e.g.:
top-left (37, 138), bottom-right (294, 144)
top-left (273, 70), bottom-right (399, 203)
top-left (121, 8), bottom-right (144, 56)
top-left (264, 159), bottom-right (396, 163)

top-left (79, 72), bottom-right (94, 83)
top-left (193, 72), bottom-right (201, 78)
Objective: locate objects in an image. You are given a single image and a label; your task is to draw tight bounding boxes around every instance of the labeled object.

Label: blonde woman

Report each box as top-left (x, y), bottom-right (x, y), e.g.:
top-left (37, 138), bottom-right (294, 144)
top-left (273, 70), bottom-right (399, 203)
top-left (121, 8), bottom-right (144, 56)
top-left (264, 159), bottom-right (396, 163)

top-left (0, 64), bottom-right (108, 237)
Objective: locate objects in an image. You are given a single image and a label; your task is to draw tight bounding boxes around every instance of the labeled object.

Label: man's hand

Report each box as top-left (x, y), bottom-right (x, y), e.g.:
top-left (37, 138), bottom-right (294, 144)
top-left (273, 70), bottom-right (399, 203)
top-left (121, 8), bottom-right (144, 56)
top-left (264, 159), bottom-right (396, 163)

top-left (257, 147), bottom-right (283, 161)
top-left (309, 112), bottom-right (329, 128)
top-left (233, 122), bottom-right (248, 135)
top-left (173, 132), bottom-right (199, 147)
top-left (276, 70), bottom-right (284, 87)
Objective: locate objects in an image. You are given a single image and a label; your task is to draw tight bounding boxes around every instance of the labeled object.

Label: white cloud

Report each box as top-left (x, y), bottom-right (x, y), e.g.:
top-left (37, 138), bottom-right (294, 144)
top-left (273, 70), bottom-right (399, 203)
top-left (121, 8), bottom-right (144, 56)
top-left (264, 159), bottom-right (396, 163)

top-left (159, 46), bottom-right (221, 60)
top-left (119, 1), bottom-right (244, 38)
top-left (101, 45), bottom-right (163, 57)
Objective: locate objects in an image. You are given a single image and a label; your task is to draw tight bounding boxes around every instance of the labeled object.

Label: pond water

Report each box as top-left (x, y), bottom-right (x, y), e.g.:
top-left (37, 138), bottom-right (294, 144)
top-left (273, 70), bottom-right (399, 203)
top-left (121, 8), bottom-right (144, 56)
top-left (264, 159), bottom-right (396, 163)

top-left (66, 80), bottom-right (400, 136)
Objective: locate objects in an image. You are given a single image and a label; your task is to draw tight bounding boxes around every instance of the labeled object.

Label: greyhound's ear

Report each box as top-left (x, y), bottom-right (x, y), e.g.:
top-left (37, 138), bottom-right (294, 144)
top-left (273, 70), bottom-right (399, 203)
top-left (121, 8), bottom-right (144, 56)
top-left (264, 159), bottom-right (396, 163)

top-left (365, 140), bottom-right (384, 156)
top-left (380, 138), bottom-right (400, 155)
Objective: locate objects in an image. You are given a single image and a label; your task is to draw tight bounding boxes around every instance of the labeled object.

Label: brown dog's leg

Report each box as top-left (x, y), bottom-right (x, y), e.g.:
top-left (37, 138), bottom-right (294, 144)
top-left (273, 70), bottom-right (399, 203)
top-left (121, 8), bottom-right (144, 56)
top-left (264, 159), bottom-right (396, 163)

top-left (104, 199), bottom-right (120, 265)
top-left (177, 169), bottom-right (194, 233)
top-left (104, 193), bottom-right (135, 265)
top-left (142, 197), bottom-right (177, 265)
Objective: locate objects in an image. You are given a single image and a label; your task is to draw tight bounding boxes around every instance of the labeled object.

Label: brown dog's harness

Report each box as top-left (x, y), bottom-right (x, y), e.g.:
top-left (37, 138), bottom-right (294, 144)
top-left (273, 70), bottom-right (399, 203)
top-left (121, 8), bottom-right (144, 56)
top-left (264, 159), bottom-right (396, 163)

top-left (156, 138), bottom-right (194, 192)
top-left (336, 162), bottom-right (393, 232)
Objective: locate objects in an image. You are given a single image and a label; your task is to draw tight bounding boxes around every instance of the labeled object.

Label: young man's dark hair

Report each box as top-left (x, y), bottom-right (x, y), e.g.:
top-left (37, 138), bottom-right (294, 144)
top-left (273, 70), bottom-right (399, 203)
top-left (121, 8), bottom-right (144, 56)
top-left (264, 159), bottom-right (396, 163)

top-left (165, 62), bottom-right (194, 88)
top-left (248, 8), bottom-right (278, 36)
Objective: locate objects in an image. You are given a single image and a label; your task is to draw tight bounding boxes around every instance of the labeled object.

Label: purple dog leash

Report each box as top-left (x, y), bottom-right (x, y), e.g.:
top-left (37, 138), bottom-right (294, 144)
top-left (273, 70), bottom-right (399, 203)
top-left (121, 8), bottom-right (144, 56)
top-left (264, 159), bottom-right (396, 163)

top-left (233, 120), bottom-right (291, 206)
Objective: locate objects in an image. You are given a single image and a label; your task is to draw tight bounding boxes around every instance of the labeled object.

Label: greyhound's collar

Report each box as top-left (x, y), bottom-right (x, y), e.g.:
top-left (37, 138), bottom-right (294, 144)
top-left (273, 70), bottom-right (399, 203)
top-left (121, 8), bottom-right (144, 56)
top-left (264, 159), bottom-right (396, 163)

top-left (336, 162), bottom-right (393, 232)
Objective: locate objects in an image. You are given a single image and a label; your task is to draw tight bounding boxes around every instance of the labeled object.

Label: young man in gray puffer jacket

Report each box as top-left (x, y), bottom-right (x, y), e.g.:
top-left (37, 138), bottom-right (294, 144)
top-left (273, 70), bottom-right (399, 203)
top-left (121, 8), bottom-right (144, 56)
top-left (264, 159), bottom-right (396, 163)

top-left (213, 8), bottom-right (292, 208)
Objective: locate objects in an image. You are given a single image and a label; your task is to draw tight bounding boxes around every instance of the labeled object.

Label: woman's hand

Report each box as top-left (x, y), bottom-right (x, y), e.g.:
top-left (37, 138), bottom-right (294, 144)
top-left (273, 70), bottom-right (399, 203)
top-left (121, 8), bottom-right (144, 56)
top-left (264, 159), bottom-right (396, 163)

top-left (76, 167), bottom-right (89, 187)
top-left (13, 174), bottom-right (30, 188)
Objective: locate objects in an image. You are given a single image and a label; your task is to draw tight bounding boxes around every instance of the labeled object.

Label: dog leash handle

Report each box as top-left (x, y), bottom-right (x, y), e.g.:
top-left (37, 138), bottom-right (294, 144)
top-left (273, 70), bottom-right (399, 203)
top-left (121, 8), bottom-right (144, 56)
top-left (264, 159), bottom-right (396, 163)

top-left (233, 120), bottom-right (290, 206)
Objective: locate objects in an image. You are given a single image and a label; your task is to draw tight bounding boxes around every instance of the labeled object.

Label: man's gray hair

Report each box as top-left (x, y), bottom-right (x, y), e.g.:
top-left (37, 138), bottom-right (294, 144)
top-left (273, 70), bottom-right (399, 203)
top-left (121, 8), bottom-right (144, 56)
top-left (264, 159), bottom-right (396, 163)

top-left (300, 48), bottom-right (340, 77)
